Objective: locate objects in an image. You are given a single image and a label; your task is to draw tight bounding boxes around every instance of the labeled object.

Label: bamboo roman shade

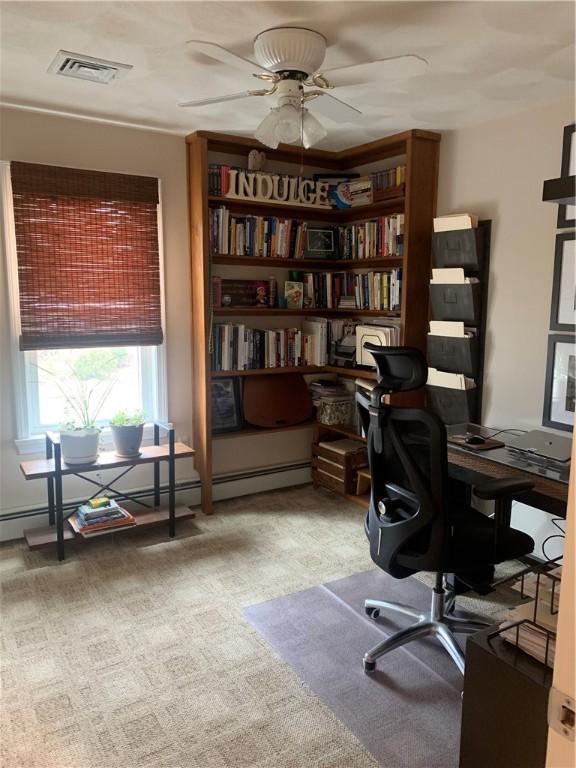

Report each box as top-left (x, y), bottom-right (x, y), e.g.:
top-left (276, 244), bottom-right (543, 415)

top-left (11, 162), bottom-right (163, 350)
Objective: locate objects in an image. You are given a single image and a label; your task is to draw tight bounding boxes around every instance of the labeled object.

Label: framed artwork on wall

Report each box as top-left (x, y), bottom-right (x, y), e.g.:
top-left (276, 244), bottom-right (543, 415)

top-left (557, 123), bottom-right (575, 229)
top-left (543, 334), bottom-right (576, 433)
top-left (550, 232), bottom-right (575, 331)
top-left (211, 377), bottom-right (243, 434)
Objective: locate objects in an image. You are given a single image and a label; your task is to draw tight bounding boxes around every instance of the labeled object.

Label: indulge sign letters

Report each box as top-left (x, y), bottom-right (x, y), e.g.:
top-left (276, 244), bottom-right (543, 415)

top-left (225, 170), bottom-right (331, 209)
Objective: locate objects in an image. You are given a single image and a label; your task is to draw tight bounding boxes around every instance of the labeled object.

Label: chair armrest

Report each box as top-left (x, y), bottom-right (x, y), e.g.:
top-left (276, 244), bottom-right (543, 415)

top-left (473, 479), bottom-right (534, 500)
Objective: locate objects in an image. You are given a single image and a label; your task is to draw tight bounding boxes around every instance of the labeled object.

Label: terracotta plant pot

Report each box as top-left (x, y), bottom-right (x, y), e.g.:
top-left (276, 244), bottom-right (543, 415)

top-left (60, 428), bottom-right (100, 465)
top-left (110, 424), bottom-right (144, 458)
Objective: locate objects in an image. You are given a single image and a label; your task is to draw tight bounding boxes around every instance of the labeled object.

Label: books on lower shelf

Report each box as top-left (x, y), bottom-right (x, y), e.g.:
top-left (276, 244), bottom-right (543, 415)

top-left (68, 498), bottom-right (136, 538)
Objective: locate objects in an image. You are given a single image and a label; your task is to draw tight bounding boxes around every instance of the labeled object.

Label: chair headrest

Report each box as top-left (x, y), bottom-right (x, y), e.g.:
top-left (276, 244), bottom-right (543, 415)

top-left (363, 345), bottom-right (428, 393)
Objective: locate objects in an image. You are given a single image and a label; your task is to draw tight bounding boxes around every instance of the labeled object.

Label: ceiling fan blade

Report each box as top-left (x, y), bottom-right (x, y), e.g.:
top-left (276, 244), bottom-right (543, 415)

top-left (324, 54), bottom-right (428, 82)
top-left (186, 40), bottom-right (273, 75)
top-left (178, 92), bottom-right (253, 108)
top-left (310, 92), bottom-right (363, 123)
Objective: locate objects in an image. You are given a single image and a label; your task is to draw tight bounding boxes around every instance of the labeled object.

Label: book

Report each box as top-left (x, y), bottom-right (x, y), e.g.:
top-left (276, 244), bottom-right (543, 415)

top-left (284, 281), bottom-right (304, 310)
top-left (213, 278), bottom-right (268, 308)
top-left (69, 507), bottom-right (136, 537)
top-left (330, 177), bottom-right (373, 209)
top-left (433, 213), bottom-right (478, 232)
top-left (69, 520), bottom-right (138, 538)
top-left (78, 498), bottom-right (121, 521)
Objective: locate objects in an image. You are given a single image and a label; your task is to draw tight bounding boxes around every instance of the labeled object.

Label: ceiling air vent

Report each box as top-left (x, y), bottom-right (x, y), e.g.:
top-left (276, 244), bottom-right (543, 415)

top-left (48, 50), bottom-right (132, 84)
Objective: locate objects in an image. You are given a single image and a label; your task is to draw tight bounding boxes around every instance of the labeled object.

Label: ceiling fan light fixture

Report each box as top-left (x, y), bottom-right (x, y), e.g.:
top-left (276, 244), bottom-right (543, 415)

top-left (301, 109), bottom-right (327, 149)
top-left (275, 103), bottom-right (301, 144)
top-left (254, 108), bottom-right (281, 149)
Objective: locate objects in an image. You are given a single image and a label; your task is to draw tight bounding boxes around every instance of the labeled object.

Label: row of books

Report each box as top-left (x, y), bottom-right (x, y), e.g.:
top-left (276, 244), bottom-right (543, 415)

top-left (68, 498), bottom-right (136, 538)
top-left (371, 165), bottom-right (406, 193)
top-left (298, 269), bottom-right (402, 311)
top-left (211, 318), bottom-right (398, 371)
top-left (339, 215), bottom-right (404, 260)
top-left (209, 206), bottom-right (404, 260)
top-left (212, 325), bottom-right (311, 370)
top-left (207, 164), bottom-right (406, 200)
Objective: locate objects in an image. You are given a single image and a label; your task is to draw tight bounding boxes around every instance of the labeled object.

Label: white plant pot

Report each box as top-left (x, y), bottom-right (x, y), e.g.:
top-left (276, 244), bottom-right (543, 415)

top-left (110, 424), bottom-right (144, 458)
top-left (60, 428), bottom-right (100, 465)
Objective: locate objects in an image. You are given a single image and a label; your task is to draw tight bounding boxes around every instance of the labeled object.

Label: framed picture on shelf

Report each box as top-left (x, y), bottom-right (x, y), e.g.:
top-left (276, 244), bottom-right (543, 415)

top-left (211, 378), bottom-right (243, 434)
top-left (284, 281), bottom-right (304, 309)
top-left (557, 123), bottom-right (575, 229)
top-left (305, 228), bottom-right (338, 259)
top-left (550, 233), bottom-right (575, 331)
top-left (543, 334), bottom-right (576, 433)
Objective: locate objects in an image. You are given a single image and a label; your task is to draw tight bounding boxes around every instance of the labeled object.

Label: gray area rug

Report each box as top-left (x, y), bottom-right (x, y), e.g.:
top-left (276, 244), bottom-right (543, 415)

top-left (243, 568), bottom-right (497, 768)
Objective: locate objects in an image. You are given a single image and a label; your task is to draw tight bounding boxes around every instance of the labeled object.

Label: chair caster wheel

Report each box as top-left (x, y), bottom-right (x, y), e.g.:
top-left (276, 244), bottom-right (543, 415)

top-left (365, 607), bottom-right (380, 619)
top-left (364, 660), bottom-right (376, 674)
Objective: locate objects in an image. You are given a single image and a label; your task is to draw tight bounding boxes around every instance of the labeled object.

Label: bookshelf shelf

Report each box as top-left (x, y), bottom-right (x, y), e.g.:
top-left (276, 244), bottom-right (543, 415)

top-left (188, 129), bottom-right (440, 513)
top-left (210, 365), bottom-right (378, 380)
top-left (212, 421), bottom-right (315, 440)
top-left (208, 195), bottom-right (341, 219)
top-left (213, 308), bottom-right (401, 317)
top-left (314, 421), bottom-right (366, 442)
top-left (24, 506), bottom-right (196, 550)
top-left (212, 255), bottom-right (404, 270)
top-left (211, 366), bottom-right (324, 377)
top-left (207, 195), bottom-right (405, 219)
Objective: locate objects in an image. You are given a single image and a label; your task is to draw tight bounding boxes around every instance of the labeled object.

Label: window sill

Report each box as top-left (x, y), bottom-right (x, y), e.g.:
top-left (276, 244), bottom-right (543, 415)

top-left (14, 424), bottom-right (165, 456)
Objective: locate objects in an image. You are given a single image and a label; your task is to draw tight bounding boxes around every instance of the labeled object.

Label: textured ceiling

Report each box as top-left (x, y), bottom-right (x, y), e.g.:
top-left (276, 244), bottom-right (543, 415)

top-left (0, 1), bottom-right (574, 148)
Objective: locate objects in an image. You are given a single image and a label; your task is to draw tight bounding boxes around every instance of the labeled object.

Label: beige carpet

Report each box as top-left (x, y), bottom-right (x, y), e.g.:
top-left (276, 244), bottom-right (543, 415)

top-left (0, 485), bottom-right (523, 768)
top-left (1, 486), bottom-right (381, 768)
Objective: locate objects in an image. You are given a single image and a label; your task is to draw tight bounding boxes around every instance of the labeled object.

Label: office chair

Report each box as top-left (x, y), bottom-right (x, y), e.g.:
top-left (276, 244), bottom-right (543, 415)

top-left (356, 345), bottom-right (535, 675)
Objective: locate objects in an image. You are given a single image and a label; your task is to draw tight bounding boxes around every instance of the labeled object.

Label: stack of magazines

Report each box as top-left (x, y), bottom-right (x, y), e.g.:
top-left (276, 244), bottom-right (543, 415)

top-left (68, 497), bottom-right (136, 538)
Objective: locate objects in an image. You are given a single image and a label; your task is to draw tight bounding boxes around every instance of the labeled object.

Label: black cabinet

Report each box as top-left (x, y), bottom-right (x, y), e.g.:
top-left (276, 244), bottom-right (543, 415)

top-left (460, 628), bottom-right (552, 768)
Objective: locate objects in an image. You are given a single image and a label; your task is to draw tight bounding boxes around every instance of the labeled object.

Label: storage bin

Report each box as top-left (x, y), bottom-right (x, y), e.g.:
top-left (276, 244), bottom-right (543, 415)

top-left (316, 396), bottom-right (355, 426)
top-left (427, 334), bottom-right (479, 378)
top-left (429, 282), bottom-right (481, 324)
top-left (312, 439), bottom-right (368, 494)
top-left (432, 227), bottom-right (484, 271)
top-left (426, 384), bottom-right (477, 424)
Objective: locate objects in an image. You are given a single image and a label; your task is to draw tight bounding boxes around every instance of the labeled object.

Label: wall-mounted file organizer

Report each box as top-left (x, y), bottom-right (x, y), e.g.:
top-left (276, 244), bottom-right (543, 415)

top-left (432, 227), bottom-right (485, 270)
top-left (427, 384), bottom-right (477, 425)
top-left (427, 220), bottom-right (491, 424)
top-left (428, 334), bottom-right (479, 378)
top-left (429, 282), bottom-right (481, 324)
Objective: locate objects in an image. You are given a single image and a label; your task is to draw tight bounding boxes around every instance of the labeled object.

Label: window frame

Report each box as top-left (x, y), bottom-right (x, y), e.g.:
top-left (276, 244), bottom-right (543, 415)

top-left (1, 161), bottom-right (168, 454)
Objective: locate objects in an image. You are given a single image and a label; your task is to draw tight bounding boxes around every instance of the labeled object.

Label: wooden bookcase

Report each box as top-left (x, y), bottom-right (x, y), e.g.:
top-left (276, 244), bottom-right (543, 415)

top-left (186, 129), bottom-right (440, 514)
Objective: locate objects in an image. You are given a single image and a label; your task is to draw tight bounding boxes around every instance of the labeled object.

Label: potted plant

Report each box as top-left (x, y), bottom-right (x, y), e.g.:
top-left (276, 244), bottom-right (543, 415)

top-left (109, 410), bottom-right (146, 458)
top-left (37, 350), bottom-right (119, 465)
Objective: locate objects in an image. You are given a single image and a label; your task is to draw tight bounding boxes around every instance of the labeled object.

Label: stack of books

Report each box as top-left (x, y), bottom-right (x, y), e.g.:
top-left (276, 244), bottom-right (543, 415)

top-left (68, 497), bottom-right (136, 538)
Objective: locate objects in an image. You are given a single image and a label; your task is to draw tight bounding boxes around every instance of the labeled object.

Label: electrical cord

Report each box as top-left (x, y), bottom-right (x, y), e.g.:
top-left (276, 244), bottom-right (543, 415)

top-left (483, 427), bottom-right (528, 439)
top-left (541, 518), bottom-right (566, 561)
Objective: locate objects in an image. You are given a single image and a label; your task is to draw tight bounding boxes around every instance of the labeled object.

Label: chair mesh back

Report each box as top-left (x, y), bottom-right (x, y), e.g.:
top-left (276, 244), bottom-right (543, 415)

top-left (357, 348), bottom-right (449, 578)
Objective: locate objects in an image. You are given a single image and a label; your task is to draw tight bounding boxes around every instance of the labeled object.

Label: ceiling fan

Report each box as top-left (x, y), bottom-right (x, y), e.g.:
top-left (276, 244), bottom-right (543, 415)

top-left (179, 27), bottom-right (428, 149)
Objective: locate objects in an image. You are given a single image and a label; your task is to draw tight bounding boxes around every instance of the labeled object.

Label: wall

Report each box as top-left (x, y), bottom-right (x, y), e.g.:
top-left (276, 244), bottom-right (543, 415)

top-left (437, 97), bottom-right (575, 430)
top-left (0, 107), bottom-right (312, 539)
top-left (0, 107), bottom-right (195, 530)
top-left (1, 98), bottom-right (574, 538)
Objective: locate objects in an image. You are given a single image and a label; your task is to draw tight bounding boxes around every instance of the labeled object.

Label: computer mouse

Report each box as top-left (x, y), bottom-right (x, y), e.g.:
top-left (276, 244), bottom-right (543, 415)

top-left (464, 434), bottom-right (486, 445)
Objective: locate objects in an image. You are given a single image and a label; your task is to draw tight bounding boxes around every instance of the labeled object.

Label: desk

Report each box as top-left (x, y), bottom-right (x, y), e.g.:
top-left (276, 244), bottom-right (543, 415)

top-left (447, 438), bottom-right (569, 518)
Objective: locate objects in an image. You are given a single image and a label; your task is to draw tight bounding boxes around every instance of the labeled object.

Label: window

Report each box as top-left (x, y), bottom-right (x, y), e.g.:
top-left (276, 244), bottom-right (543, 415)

top-left (1, 162), bottom-right (166, 450)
